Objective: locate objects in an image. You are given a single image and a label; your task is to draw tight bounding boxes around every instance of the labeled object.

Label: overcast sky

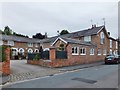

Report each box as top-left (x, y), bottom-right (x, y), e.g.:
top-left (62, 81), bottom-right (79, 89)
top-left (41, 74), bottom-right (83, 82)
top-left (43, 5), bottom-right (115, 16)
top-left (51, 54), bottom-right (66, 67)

top-left (0, 1), bottom-right (118, 38)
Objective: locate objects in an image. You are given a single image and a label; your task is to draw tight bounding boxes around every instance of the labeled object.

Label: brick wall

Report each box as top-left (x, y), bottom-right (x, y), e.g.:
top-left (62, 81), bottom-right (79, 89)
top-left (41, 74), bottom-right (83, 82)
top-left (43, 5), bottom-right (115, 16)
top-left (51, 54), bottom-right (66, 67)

top-left (0, 46), bottom-right (10, 75)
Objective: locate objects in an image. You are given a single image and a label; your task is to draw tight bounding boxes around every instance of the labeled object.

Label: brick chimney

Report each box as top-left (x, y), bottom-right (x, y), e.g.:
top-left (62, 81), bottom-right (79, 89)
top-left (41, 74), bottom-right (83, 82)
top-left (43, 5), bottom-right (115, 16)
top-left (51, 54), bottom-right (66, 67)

top-left (92, 24), bottom-right (96, 29)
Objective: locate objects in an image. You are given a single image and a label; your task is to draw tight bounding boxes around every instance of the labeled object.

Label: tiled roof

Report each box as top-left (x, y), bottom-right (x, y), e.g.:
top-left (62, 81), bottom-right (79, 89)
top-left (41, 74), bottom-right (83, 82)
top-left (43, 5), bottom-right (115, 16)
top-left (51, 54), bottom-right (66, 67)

top-left (1, 35), bottom-right (40, 43)
top-left (41, 25), bottom-right (105, 43)
top-left (1, 25), bottom-right (105, 44)
top-left (52, 37), bottom-right (96, 46)
top-left (60, 37), bottom-right (96, 46)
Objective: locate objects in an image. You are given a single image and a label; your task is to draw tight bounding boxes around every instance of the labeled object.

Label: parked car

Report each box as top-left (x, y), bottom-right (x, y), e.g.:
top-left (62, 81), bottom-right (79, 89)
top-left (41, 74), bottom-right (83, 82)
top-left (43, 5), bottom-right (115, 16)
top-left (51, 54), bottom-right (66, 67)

top-left (104, 55), bottom-right (120, 64)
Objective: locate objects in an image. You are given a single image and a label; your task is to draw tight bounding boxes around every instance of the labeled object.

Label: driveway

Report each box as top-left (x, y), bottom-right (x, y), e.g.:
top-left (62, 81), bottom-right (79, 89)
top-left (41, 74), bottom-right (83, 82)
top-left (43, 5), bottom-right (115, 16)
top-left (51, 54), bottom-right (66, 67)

top-left (9, 60), bottom-right (61, 83)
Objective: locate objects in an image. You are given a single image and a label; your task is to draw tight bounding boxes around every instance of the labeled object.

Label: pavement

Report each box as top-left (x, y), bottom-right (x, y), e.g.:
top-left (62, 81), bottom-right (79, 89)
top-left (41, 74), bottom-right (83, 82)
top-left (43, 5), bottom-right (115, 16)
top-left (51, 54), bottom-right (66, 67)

top-left (1, 60), bottom-right (104, 85)
top-left (58, 60), bottom-right (104, 71)
top-left (0, 74), bottom-right (9, 85)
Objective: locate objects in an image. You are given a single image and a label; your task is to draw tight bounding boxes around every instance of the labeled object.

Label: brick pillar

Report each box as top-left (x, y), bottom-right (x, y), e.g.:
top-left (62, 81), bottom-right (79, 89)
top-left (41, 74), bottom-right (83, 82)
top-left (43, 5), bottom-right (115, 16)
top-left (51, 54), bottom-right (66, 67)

top-left (1, 45), bottom-right (10, 75)
top-left (49, 47), bottom-right (56, 61)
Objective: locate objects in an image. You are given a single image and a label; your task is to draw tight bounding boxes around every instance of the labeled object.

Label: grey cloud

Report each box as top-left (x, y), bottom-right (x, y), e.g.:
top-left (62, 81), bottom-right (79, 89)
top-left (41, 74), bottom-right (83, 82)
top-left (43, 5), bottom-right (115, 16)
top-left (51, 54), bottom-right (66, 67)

top-left (1, 2), bottom-right (118, 38)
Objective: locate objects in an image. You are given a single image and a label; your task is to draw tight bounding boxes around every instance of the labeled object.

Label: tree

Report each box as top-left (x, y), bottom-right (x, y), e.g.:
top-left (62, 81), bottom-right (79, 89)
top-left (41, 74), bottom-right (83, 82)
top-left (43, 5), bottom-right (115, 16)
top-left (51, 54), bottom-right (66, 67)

top-left (60, 30), bottom-right (69, 35)
top-left (4, 26), bottom-right (12, 35)
top-left (32, 33), bottom-right (46, 39)
top-left (0, 30), bottom-right (4, 34)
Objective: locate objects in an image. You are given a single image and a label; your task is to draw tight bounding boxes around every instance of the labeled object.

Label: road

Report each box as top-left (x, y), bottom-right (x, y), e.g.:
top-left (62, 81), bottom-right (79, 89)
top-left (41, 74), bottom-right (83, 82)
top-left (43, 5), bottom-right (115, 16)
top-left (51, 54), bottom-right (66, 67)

top-left (3, 64), bottom-right (119, 88)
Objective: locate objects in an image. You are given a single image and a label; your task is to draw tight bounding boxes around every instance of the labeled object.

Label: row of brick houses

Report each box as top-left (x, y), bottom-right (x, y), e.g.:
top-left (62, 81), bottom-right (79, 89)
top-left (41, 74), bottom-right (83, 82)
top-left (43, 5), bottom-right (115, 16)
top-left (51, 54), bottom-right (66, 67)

top-left (0, 25), bottom-right (118, 63)
top-left (0, 35), bottom-right (41, 59)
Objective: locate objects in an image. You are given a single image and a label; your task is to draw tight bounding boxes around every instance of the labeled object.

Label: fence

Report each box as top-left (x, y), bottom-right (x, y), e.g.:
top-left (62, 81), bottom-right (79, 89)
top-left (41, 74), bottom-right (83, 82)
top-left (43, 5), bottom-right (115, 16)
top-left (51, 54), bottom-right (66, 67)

top-left (40, 51), bottom-right (49, 59)
top-left (28, 51), bottom-right (49, 60)
top-left (56, 51), bottom-right (67, 59)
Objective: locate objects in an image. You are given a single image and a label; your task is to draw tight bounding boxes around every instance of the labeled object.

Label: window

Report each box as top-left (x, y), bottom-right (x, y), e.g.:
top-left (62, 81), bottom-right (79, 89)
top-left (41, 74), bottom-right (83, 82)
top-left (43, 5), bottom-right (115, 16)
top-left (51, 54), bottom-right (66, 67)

top-left (103, 49), bottom-right (107, 55)
top-left (97, 49), bottom-right (101, 55)
top-left (28, 43), bottom-right (33, 47)
top-left (43, 48), bottom-right (49, 51)
top-left (84, 36), bottom-right (91, 42)
top-left (28, 48), bottom-right (33, 53)
top-left (116, 41), bottom-right (118, 49)
top-left (90, 48), bottom-right (94, 55)
top-left (110, 40), bottom-right (112, 48)
top-left (35, 43), bottom-right (38, 47)
top-left (72, 47), bottom-right (79, 55)
top-left (12, 48), bottom-right (18, 56)
top-left (7, 41), bottom-right (14, 46)
top-left (100, 32), bottom-right (104, 44)
top-left (34, 49), bottom-right (39, 53)
top-left (80, 48), bottom-right (86, 55)
top-left (110, 49), bottom-right (112, 55)
top-left (19, 48), bottom-right (24, 55)
top-left (113, 50), bottom-right (118, 55)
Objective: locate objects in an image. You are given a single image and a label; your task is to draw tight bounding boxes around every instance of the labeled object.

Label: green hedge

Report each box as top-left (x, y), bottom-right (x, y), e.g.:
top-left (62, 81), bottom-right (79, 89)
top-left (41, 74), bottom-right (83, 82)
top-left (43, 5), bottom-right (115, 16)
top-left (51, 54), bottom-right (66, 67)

top-left (0, 45), bottom-right (9, 62)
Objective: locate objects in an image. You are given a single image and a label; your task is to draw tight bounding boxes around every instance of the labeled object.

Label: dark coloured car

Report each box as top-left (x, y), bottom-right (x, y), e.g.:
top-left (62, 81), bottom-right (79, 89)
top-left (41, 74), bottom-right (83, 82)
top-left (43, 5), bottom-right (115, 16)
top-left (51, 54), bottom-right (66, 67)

top-left (104, 55), bottom-right (120, 64)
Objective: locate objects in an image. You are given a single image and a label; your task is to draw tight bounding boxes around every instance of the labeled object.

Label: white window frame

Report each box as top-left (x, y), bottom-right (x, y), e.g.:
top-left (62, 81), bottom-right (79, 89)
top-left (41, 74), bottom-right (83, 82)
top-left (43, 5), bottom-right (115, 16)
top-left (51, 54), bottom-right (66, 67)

top-left (28, 43), bottom-right (33, 47)
top-left (7, 40), bottom-right (14, 46)
top-left (80, 48), bottom-right (86, 55)
top-left (97, 49), bottom-right (101, 55)
top-left (34, 49), bottom-right (39, 53)
top-left (100, 32), bottom-right (104, 44)
top-left (43, 48), bottom-right (50, 51)
top-left (110, 49), bottom-right (112, 55)
top-left (35, 43), bottom-right (38, 47)
top-left (110, 40), bottom-right (112, 48)
top-left (28, 48), bottom-right (33, 53)
top-left (90, 48), bottom-right (94, 55)
top-left (19, 48), bottom-right (25, 55)
top-left (84, 36), bottom-right (91, 42)
top-left (72, 47), bottom-right (79, 55)
top-left (11, 48), bottom-right (18, 56)
top-left (103, 49), bottom-right (107, 55)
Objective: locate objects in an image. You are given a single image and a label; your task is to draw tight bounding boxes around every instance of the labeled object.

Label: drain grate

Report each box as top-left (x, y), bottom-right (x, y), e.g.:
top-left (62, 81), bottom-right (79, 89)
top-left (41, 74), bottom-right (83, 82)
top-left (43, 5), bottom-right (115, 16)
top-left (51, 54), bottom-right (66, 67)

top-left (72, 77), bottom-right (97, 84)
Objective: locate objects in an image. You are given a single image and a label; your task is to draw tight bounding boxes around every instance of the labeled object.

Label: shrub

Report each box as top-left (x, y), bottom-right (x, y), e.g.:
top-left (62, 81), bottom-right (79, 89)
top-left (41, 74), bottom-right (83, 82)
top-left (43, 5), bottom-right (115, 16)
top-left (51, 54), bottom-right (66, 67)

top-left (33, 54), bottom-right (40, 61)
top-left (0, 45), bottom-right (9, 62)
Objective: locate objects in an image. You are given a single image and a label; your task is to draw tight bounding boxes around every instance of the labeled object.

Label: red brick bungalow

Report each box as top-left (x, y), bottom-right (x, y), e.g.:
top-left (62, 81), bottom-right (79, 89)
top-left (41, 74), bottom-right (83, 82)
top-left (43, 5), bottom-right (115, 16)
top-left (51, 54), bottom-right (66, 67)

top-left (51, 37), bottom-right (97, 65)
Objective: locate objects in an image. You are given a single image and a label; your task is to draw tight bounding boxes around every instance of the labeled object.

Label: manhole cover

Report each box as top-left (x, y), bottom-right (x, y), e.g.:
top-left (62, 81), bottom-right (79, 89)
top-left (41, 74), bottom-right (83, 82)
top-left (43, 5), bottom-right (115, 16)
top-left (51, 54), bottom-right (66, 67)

top-left (72, 77), bottom-right (97, 84)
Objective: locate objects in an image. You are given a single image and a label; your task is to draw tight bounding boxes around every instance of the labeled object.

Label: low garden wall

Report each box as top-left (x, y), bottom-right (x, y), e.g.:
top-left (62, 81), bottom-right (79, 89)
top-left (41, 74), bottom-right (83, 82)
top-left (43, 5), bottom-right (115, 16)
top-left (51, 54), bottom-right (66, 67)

top-left (27, 47), bottom-right (104, 68)
top-left (0, 45), bottom-right (10, 75)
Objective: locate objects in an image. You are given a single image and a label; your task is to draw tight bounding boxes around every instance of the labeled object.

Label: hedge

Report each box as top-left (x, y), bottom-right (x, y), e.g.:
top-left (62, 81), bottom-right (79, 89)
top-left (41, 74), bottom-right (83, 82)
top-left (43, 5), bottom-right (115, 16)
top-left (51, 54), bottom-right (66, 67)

top-left (0, 45), bottom-right (9, 62)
